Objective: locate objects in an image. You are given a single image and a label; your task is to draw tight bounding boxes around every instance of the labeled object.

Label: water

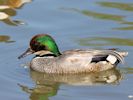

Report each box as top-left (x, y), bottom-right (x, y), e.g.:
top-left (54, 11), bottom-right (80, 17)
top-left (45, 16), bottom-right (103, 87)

top-left (0, 0), bottom-right (133, 100)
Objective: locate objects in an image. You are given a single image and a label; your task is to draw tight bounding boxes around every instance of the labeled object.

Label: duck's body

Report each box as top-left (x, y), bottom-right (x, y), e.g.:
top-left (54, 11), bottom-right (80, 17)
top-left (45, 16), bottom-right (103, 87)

top-left (18, 34), bottom-right (128, 74)
top-left (31, 49), bottom-right (127, 74)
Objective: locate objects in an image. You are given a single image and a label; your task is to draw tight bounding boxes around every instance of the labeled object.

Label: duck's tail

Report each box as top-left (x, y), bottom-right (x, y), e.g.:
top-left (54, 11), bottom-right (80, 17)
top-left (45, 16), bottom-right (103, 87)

top-left (105, 50), bottom-right (128, 64)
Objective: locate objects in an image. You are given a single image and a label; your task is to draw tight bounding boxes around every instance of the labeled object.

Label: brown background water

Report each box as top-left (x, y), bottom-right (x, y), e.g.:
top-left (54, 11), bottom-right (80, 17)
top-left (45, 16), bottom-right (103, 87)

top-left (0, 0), bottom-right (133, 100)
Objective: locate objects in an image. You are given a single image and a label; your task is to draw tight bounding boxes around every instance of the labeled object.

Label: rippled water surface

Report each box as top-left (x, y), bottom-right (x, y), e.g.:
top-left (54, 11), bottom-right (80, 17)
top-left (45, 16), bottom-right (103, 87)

top-left (0, 0), bottom-right (133, 100)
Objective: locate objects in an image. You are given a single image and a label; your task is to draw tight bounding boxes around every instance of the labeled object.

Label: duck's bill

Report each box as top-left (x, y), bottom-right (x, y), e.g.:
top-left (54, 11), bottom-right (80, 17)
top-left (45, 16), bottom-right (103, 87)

top-left (18, 48), bottom-right (33, 59)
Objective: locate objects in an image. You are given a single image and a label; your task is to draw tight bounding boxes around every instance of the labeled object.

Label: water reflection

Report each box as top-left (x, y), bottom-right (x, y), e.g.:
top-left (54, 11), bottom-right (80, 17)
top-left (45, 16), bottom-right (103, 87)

top-left (121, 67), bottom-right (133, 74)
top-left (0, 0), bottom-right (31, 26)
top-left (77, 37), bottom-right (133, 46)
top-left (97, 2), bottom-right (133, 12)
top-left (114, 26), bottom-right (133, 30)
top-left (96, 1), bottom-right (133, 30)
top-left (19, 68), bottom-right (121, 100)
top-left (79, 10), bottom-right (124, 21)
top-left (62, 1), bottom-right (133, 30)
top-left (0, 0), bottom-right (31, 8)
top-left (0, 35), bottom-right (14, 43)
top-left (19, 82), bottom-right (58, 100)
top-left (62, 8), bottom-right (124, 22)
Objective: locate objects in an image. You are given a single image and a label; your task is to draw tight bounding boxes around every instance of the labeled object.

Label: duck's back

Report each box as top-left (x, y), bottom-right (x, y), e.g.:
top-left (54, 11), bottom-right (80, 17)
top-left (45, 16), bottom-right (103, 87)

top-left (30, 49), bottom-right (128, 74)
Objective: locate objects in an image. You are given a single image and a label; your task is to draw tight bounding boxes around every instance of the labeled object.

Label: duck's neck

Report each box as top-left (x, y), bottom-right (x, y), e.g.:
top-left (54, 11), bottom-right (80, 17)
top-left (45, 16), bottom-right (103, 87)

top-left (54, 51), bottom-right (61, 57)
top-left (46, 42), bottom-right (61, 57)
top-left (34, 50), bottom-right (61, 58)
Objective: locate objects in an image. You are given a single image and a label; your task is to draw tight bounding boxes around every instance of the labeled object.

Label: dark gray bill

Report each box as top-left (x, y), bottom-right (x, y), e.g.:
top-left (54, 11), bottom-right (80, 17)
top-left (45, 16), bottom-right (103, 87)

top-left (18, 48), bottom-right (33, 59)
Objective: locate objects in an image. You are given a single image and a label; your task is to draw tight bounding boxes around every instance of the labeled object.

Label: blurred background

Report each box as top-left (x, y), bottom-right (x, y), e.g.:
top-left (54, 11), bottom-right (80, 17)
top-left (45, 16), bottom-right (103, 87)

top-left (0, 0), bottom-right (133, 100)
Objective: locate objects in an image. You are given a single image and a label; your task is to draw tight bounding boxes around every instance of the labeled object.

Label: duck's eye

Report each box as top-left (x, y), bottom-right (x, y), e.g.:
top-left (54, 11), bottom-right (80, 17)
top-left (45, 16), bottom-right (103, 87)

top-left (31, 42), bottom-right (46, 52)
top-left (36, 45), bottom-right (46, 51)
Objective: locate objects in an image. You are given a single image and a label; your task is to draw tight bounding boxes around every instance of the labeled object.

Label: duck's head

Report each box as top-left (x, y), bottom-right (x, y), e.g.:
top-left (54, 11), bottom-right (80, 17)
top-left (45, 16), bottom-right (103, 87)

top-left (18, 34), bottom-right (61, 59)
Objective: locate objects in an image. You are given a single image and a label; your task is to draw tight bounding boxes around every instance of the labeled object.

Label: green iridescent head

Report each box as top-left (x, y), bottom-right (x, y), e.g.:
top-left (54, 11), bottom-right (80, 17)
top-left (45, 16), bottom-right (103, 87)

top-left (18, 34), bottom-right (61, 59)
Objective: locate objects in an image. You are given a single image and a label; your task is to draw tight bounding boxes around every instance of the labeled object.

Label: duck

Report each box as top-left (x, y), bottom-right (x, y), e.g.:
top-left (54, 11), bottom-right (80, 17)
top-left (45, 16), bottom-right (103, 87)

top-left (18, 34), bottom-right (128, 74)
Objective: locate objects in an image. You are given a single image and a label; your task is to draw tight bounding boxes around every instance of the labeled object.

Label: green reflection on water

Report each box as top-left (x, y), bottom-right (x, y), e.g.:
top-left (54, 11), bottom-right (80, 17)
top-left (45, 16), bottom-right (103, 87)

top-left (18, 83), bottom-right (58, 100)
top-left (63, 8), bottom-right (124, 22)
top-left (61, 1), bottom-right (133, 30)
top-left (81, 10), bottom-right (124, 22)
top-left (77, 37), bottom-right (133, 46)
top-left (97, 2), bottom-right (133, 12)
top-left (0, 0), bottom-right (31, 26)
top-left (0, 35), bottom-right (14, 43)
top-left (96, 1), bottom-right (133, 30)
top-left (114, 26), bottom-right (133, 30)
top-left (122, 22), bottom-right (133, 25)
top-left (19, 68), bottom-right (121, 100)
top-left (120, 67), bottom-right (133, 74)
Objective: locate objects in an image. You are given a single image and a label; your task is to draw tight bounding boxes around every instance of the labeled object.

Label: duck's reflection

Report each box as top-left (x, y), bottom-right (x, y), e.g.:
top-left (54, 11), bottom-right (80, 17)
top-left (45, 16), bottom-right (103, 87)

top-left (19, 82), bottom-right (58, 100)
top-left (19, 68), bottom-right (122, 100)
